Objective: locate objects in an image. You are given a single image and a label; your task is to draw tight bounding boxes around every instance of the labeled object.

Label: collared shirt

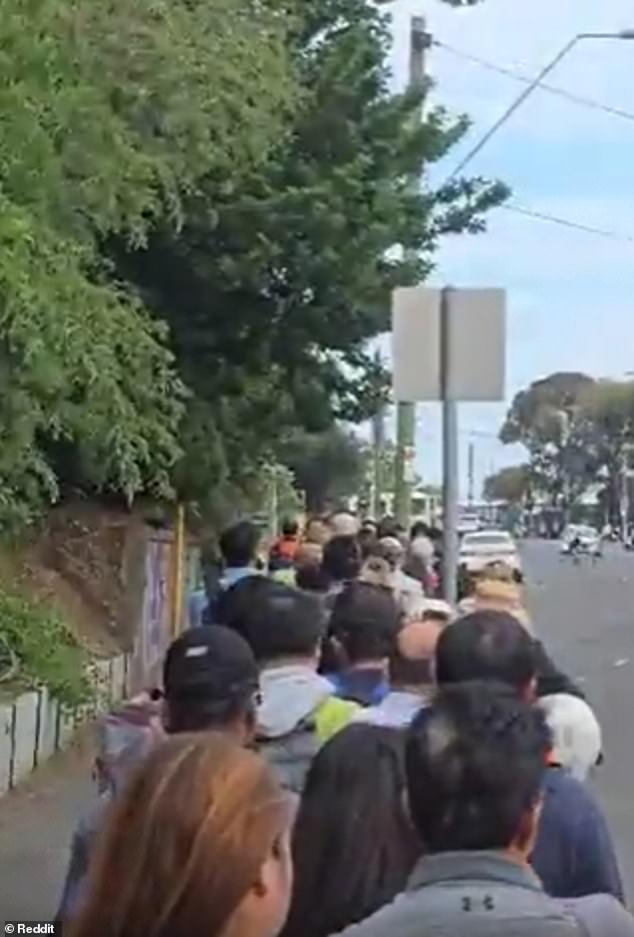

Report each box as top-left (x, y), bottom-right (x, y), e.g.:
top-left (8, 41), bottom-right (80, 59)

top-left (220, 566), bottom-right (261, 590)
top-left (328, 667), bottom-right (389, 707)
top-left (353, 690), bottom-right (429, 728)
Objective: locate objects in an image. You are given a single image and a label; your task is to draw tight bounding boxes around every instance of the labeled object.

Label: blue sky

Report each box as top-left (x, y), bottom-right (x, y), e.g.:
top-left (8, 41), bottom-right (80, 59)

top-left (382, 0), bottom-right (634, 494)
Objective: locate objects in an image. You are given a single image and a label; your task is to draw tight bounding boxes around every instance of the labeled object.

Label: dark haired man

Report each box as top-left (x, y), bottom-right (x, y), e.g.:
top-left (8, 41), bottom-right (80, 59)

top-left (322, 534), bottom-right (362, 588)
top-left (354, 617), bottom-right (442, 727)
top-left (223, 579), bottom-right (359, 791)
top-left (218, 520), bottom-right (262, 587)
top-left (161, 626), bottom-right (260, 739)
top-left (328, 581), bottom-right (401, 706)
top-left (57, 626), bottom-right (260, 921)
top-left (435, 611), bottom-right (622, 903)
top-left (338, 682), bottom-right (634, 937)
top-left (199, 520), bottom-right (263, 624)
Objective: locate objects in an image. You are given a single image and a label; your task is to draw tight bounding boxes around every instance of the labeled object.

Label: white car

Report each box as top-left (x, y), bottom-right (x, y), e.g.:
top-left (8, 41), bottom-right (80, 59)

top-left (459, 530), bottom-right (522, 576)
top-left (560, 525), bottom-right (601, 556)
top-left (457, 512), bottom-right (481, 535)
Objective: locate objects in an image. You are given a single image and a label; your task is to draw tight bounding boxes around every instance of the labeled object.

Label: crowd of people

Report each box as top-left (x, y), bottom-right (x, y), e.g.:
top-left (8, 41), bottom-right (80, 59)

top-left (56, 511), bottom-right (634, 937)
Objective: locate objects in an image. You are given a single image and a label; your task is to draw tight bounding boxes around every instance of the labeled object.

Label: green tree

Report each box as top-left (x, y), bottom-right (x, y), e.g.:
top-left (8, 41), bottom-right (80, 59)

top-left (278, 427), bottom-right (366, 513)
top-left (110, 0), bottom-right (507, 516)
top-left (484, 464), bottom-right (531, 504)
top-left (0, 0), bottom-right (293, 526)
top-left (578, 381), bottom-right (634, 524)
top-left (500, 373), bottom-right (596, 508)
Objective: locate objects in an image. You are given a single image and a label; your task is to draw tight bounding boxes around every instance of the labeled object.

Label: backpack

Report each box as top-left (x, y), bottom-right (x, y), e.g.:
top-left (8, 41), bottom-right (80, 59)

top-left (94, 696), bottom-right (164, 795)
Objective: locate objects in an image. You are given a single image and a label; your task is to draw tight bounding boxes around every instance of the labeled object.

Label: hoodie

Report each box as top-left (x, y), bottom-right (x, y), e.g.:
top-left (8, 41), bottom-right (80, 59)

top-left (257, 665), bottom-right (358, 792)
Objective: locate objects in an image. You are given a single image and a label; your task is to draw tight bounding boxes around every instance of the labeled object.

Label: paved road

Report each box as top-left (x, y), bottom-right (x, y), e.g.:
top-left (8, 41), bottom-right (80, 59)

top-left (524, 538), bottom-right (634, 902)
top-left (1, 539), bottom-right (634, 918)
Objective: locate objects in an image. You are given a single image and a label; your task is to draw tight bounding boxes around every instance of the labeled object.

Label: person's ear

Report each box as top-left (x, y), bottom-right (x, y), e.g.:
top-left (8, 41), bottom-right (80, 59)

top-left (523, 677), bottom-right (537, 703)
top-left (160, 698), bottom-right (170, 731)
top-left (515, 796), bottom-right (543, 859)
top-left (251, 832), bottom-right (293, 899)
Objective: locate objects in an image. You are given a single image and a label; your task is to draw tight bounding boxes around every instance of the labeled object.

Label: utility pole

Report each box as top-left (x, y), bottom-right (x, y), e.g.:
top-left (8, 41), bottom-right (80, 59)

top-left (372, 356), bottom-right (386, 519)
top-left (467, 442), bottom-right (475, 506)
top-left (394, 14), bottom-right (431, 528)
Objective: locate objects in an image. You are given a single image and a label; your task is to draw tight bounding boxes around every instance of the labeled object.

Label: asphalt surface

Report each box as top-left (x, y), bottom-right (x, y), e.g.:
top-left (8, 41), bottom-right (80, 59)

top-left (1, 538), bottom-right (634, 918)
top-left (524, 539), bottom-right (634, 903)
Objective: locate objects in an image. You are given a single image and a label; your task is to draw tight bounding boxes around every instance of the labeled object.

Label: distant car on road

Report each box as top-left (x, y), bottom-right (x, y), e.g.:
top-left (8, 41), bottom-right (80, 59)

top-left (560, 525), bottom-right (602, 557)
top-left (459, 530), bottom-right (522, 576)
top-left (457, 512), bottom-right (481, 536)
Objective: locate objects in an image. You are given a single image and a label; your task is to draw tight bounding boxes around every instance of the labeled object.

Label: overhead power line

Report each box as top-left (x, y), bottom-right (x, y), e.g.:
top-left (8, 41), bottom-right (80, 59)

top-left (434, 39), bottom-right (634, 124)
top-left (429, 38), bottom-right (634, 244)
top-left (502, 202), bottom-right (634, 244)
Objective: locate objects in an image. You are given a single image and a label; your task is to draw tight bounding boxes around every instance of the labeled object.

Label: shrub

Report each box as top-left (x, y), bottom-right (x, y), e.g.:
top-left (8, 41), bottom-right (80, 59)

top-left (0, 586), bottom-right (92, 708)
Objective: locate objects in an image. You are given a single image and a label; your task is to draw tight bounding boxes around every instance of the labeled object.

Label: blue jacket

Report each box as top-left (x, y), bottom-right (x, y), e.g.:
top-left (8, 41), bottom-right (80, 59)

top-left (532, 766), bottom-right (624, 902)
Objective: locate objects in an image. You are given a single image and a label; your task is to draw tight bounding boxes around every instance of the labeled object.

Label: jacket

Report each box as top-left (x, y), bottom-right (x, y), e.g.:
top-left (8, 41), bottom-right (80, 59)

top-left (532, 767), bottom-right (624, 902)
top-left (335, 851), bottom-right (634, 937)
top-left (257, 665), bottom-right (358, 792)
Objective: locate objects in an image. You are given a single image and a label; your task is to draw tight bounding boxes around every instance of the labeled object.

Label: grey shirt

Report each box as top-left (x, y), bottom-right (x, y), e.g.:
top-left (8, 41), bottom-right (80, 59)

top-left (335, 852), bottom-right (634, 937)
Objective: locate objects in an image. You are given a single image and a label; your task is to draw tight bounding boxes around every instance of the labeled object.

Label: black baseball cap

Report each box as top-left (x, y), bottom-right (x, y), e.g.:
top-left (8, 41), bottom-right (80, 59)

top-left (163, 626), bottom-right (259, 705)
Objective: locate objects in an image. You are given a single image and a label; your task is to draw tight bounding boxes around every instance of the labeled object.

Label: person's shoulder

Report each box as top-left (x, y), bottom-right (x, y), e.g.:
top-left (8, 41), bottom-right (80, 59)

top-left (315, 695), bottom-right (360, 742)
top-left (564, 893), bottom-right (634, 936)
top-left (545, 765), bottom-right (593, 799)
top-left (544, 766), bottom-right (604, 824)
top-left (332, 892), bottom-right (414, 937)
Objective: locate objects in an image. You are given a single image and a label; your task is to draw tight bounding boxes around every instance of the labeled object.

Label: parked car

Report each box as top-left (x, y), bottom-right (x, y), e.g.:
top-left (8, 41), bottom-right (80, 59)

top-left (559, 524), bottom-right (602, 556)
top-left (458, 530), bottom-right (522, 576)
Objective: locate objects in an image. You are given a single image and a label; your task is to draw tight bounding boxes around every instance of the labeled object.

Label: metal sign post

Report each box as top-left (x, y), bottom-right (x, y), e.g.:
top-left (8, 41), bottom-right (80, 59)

top-left (392, 285), bottom-right (506, 604)
top-left (440, 288), bottom-right (459, 604)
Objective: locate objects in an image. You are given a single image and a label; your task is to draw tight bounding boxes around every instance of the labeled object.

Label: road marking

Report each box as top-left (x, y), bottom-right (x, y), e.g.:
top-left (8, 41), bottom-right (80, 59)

top-left (614, 658), bottom-right (630, 668)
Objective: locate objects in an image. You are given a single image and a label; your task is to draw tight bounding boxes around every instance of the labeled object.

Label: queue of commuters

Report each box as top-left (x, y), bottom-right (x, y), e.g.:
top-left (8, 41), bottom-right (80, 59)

top-left (57, 511), bottom-right (634, 937)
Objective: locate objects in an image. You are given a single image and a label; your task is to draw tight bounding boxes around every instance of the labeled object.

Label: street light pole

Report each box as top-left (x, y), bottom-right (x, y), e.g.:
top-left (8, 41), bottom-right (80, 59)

top-left (448, 30), bottom-right (634, 180)
top-left (394, 14), bottom-right (431, 528)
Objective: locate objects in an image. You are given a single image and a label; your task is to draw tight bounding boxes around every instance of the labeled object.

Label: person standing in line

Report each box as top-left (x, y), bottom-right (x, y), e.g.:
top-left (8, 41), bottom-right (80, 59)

top-left (538, 693), bottom-right (603, 783)
top-left (223, 579), bottom-right (360, 792)
top-left (270, 519), bottom-right (301, 576)
top-left (57, 626), bottom-right (261, 923)
top-left (282, 724), bottom-right (419, 937)
top-left (321, 535), bottom-right (362, 598)
top-left (336, 682), bottom-right (634, 937)
top-left (219, 520), bottom-right (264, 587)
top-left (327, 581), bottom-right (401, 707)
top-left (435, 612), bottom-right (622, 902)
top-left (304, 517), bottom-right (331, 548)
top-left (328, 511), bottom-right (360, 538)
top-left (374, 537), bottom-right (425, 619)
top-left (354, 617), bottom-right (442, 729)
top-left (68, 734), bottom-right (294, 937)
top-left (200, 520), bottom-right (264, 624)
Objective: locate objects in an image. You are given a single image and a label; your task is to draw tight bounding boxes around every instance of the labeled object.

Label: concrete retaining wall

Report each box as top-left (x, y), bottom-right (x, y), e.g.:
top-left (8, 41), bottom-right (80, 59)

top-left (0, 653), bottom-right (128, 796)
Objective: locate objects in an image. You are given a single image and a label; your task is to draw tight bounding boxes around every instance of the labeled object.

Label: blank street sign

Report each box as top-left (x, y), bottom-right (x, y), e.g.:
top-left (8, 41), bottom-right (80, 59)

top-left (392, 286), bottom-right (506, 402)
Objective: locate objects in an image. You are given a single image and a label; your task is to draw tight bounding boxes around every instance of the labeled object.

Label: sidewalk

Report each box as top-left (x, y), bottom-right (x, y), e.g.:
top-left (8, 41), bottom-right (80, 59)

top-left (0, 737), bottom-right (94, 920)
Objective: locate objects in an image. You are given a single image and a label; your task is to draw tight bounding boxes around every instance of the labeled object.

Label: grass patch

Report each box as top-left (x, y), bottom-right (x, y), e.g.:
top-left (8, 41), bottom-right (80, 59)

top-left (0, 585), bottom-right (92, 708)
